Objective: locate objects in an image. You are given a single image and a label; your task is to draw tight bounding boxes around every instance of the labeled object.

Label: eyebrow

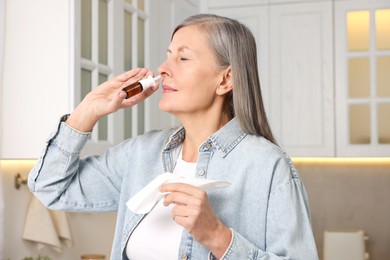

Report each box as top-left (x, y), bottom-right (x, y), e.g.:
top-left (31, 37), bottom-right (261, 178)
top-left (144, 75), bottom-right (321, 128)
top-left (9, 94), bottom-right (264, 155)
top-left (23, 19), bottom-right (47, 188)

top-left (166, 46), bottom-right (191, 53)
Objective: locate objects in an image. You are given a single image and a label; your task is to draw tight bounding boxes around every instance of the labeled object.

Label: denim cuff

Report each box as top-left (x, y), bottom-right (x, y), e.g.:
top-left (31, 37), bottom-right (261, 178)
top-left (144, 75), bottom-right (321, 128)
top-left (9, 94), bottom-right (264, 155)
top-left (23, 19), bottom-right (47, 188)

top-left (46, 114), bottom-right (91, 155)
top-left (52, 121), bottom-right (91, 154)
top-left (208, 228), bottom-right (234, 260)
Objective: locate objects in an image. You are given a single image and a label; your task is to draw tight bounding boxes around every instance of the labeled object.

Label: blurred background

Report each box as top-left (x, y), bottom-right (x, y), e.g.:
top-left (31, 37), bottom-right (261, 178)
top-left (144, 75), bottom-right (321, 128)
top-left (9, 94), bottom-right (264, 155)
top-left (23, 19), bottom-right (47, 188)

top-left (0, 0), bottom-right (389, 259)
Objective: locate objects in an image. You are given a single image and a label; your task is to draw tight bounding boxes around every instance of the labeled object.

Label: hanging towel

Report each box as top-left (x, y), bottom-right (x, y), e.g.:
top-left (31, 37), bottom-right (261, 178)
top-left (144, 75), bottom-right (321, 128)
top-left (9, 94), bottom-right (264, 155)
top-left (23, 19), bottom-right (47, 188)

top-left (22, 196), bottom-right (73, 252)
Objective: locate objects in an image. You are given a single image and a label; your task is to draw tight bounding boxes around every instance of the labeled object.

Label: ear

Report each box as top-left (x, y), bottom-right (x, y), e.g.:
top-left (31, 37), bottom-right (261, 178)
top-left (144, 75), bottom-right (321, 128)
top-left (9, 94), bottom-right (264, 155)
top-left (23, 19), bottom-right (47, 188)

top-left (216, 66), bottom-right (233, 96)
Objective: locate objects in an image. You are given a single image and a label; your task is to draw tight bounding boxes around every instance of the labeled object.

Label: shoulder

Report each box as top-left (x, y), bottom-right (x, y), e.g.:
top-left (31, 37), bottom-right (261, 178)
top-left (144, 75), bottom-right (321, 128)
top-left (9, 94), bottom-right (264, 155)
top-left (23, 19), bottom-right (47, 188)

top-left (239, 134), bottom-right (300, 179)
top-left (240, 134), bottom-right (286, 160)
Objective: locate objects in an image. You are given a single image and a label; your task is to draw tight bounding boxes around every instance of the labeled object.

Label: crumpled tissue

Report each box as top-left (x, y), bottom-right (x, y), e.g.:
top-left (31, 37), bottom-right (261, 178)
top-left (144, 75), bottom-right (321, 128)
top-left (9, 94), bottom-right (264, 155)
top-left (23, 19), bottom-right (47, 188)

top-left (126, 172), bottom-right (231, 214)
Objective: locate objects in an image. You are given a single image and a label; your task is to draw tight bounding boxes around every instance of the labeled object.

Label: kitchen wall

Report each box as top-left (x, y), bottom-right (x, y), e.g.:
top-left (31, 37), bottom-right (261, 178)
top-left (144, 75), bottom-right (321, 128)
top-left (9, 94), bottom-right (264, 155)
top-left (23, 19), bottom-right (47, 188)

top-left (0, 160), bottom-right (117, 260)
top-left (296, 160), bottom-right (390, 260)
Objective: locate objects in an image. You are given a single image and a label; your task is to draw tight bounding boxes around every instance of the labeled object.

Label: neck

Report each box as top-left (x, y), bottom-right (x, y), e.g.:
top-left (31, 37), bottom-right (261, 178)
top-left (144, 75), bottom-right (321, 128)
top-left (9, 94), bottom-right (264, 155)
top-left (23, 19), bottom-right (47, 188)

top-left (179, 113), bottom-right (230, 162)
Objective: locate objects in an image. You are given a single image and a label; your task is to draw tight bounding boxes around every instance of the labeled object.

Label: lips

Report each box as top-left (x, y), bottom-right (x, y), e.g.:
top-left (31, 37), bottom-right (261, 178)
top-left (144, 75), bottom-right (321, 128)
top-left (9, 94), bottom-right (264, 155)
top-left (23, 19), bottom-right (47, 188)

top-left (162, 84), bottom-right (177, 93)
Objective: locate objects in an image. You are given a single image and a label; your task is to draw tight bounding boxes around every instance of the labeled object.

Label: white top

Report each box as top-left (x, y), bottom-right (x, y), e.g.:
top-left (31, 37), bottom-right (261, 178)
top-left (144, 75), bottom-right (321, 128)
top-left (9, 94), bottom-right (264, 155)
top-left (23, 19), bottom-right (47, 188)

top-left (126, 153), bottom-right (196, 259)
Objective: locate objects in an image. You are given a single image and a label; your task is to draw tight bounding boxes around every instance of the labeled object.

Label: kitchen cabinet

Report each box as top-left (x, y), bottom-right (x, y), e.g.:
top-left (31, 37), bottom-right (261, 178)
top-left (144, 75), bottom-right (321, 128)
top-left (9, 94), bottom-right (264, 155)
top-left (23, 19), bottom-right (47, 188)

top-left (268, 1), bottom-right (334, 156)
top-left (207, 0), bottom-right (334, 157)
top-left (0, 0), bottom-right (199, 159)
top-left (334, 0), bottom-right (390, 157)
top-left (0, 0), bottom-right (4, 157)
top-left (3, 0), bottom-right (387, 158)
top-left (1, 0), bottom-right (71, 158)
top-left (207, 0), bottom-right (390, 157)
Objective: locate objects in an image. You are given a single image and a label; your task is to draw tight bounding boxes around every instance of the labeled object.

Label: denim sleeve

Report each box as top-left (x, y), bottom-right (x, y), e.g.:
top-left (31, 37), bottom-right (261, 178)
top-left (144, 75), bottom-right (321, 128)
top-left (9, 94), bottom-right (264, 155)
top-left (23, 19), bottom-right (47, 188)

top-left (210, 179), bottom-right (318, 260)
top-left (28, 120), bottom-right (123, 212)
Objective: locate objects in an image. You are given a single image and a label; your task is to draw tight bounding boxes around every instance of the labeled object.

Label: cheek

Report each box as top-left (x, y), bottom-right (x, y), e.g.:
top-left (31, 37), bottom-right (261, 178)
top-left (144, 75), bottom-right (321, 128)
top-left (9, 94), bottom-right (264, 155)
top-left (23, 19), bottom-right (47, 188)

top-left (158, 69), bottom-right (220, 112)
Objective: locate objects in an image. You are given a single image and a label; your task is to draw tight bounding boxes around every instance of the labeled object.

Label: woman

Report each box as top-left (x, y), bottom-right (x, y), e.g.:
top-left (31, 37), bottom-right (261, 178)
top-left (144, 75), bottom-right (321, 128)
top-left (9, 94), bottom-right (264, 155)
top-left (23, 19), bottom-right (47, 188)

top-left (28, 14), bottom-right (318, 259)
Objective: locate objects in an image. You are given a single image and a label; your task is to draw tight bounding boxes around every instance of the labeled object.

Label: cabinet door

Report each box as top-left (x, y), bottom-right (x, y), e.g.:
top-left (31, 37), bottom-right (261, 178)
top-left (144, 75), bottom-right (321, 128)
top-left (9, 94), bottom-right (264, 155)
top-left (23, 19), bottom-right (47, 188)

top-left (0, 0), bottom-right (4, 157)
top-left (1, 0), bottom-right (70, 158)
top-left (269, 1), bottom-right (334, 156)
top-left (335, 0), bottom-right (390, 156)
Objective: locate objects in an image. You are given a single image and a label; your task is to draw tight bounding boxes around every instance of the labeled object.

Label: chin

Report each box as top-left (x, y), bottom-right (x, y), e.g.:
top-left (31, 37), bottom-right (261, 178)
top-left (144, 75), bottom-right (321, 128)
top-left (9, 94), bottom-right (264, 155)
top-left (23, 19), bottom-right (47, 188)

top-left (158, 100), bottom-right (173, 113)
top-left (159, 102), bottom-right (183, 119)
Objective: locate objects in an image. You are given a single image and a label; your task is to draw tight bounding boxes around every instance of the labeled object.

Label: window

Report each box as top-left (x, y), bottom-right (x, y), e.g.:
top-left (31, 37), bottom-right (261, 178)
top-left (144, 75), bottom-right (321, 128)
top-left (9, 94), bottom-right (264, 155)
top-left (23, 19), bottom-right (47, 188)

top-left (346, 9), bottom-right (390, 145)
top-left (335, 1), bottom-right (390, 156)
top-left (72, 0), bottom-right (150, 154)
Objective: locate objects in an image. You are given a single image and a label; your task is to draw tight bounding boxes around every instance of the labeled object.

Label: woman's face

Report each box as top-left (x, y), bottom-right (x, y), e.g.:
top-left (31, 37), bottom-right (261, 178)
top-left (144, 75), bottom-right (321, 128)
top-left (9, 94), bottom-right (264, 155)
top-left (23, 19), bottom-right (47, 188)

top-left (157, 25), bottom-right (225, 118)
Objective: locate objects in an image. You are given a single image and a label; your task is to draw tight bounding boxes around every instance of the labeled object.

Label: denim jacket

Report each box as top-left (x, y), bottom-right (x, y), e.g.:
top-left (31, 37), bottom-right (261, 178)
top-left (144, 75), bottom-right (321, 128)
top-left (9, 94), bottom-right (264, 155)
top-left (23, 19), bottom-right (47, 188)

top-left (28, 117), bottom-right (318, 260)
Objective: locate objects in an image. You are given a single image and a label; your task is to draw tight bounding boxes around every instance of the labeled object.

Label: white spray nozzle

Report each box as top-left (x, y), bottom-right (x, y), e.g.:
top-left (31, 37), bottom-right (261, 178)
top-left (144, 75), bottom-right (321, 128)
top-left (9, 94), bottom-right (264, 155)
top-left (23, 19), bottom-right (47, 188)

top-left (153, 75), bottom-right (161, 82)
top-left (139, 75), bottom-right (161, 90)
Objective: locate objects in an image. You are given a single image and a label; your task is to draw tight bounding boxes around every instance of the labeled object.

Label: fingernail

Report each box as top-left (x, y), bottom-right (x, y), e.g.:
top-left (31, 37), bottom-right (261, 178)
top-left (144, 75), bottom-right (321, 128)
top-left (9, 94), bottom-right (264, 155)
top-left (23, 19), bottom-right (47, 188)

top-left (118, 91), bottom-right (127, 98)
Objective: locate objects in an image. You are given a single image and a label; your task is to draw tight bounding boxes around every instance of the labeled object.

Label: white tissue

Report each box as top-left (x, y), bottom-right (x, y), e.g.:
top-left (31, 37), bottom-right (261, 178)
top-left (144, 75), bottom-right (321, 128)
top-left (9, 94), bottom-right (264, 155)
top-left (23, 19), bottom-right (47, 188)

top-left (126, 172), bottom-right (231, 214)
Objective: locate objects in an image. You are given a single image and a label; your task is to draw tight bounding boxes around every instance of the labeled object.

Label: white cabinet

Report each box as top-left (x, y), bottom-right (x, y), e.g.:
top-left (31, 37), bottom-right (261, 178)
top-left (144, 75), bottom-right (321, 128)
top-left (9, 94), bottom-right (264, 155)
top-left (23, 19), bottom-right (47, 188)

top-left (3, 0), bottom-right (386, 158)
top-left (269, 1), bottom-right (334, 156)
top-left (0, 0), bottom-right (5, 158)
top-left (0, 0), bottom-right (199, 159)
top-left (334, 0), bottom-right (390, 157)
top-left (1, 0), bottom-right (71, 158)
top-left (207, 1), bottom-right (334, 157)
top-left (207, 0), bottom-right (390, 157)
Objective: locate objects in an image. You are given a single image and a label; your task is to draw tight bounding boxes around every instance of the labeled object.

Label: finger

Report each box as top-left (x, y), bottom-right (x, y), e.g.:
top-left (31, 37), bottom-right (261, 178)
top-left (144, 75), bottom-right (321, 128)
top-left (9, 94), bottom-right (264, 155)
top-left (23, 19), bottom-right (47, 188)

top-left (115, 68), bottom-right (146, 82)
top-left (171, 206), bottom-right (191, 222)
top-left (171, 204), bottom-right (198, 217)
top-left (105, 90), bottom-right (128, 112)
top-left (171, 209), bottom-right (197, 228)
top-left (120, 68), bottom-right (150, 87)
top-left (172, 215), bottom-right (192, 228)
top-left (161, 183), bottom-right (204, 196)
top-left (163, 191), bottom-right (203, 209)
top-left (172, 214), bottom-right (186, 222)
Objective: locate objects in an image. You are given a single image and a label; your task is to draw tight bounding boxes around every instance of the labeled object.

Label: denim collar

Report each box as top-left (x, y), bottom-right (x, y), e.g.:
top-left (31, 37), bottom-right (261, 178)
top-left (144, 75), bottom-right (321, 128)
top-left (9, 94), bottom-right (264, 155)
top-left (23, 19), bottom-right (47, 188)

top-left (164, 117), bottom-right (247, 158)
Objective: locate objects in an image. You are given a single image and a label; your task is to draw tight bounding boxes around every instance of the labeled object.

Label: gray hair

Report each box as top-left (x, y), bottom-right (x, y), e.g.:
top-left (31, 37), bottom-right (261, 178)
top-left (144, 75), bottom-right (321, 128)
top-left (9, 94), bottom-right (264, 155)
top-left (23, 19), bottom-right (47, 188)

top-left (173, 14), bottom-right (277, 144)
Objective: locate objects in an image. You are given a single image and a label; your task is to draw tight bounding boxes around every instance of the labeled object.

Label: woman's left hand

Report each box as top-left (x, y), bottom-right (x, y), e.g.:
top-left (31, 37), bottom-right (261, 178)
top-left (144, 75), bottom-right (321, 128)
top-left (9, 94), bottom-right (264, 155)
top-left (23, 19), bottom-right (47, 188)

top-left (160, 183), bottom-right (232, 258)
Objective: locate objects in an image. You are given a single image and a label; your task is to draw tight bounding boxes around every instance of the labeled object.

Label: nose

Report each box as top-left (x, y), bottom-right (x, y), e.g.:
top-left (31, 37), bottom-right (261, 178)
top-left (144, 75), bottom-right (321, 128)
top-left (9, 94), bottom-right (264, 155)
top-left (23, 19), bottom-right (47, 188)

top-left (157, 58), bottom-right (171, 78)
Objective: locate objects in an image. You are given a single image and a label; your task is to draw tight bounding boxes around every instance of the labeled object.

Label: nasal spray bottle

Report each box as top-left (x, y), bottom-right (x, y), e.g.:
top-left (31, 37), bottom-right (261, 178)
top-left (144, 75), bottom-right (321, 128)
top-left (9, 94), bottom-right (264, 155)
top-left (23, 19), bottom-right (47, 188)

top-left (122, 75), bottom-right (161, 99)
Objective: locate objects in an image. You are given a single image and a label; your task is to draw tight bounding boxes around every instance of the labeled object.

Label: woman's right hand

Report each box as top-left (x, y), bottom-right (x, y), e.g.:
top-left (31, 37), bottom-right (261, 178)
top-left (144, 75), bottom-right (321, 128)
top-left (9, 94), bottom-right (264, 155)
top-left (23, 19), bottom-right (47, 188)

top-left (66, 68), bottom-right (159, 132)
